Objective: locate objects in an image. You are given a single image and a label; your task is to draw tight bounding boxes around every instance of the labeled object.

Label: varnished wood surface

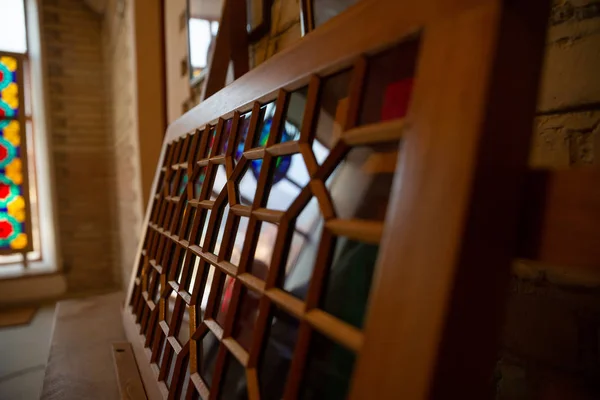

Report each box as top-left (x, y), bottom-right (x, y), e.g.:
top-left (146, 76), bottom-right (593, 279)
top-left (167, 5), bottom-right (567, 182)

top-left (112, 342), bottom-right (148, 400)
top-left (350, 0), bottom-right (550, 398)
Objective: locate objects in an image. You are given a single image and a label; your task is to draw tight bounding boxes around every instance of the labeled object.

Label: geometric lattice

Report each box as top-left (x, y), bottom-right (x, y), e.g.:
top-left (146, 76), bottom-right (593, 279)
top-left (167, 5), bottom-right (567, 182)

top-left (128, 41), bottom-right (416, 399)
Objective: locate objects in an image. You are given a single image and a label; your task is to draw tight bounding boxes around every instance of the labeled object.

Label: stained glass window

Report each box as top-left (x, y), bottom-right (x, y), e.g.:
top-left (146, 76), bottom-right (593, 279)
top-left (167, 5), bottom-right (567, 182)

top-left (0, 119), bottom-right (27, 250)
top-left (0, 54), bottom-right (32, 254)
top-left (0, 56), bottom-right (19, 118)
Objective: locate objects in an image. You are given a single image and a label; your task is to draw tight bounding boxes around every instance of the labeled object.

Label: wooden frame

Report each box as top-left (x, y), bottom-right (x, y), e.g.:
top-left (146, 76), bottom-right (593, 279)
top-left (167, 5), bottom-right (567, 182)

top-left (124, 0), bottom-right (556, 398)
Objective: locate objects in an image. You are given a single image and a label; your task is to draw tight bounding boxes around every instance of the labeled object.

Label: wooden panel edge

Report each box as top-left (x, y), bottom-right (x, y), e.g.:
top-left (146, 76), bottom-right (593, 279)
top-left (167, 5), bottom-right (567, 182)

top-left (112, 342), bottom-right (148, 400)
top-left (122, 307), bottom-right (165, 400)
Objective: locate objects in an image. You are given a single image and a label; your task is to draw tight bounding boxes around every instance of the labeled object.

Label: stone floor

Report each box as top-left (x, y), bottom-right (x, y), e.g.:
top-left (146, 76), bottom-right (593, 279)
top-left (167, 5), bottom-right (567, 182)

top-left (0, 304), bottom-right (55, 400)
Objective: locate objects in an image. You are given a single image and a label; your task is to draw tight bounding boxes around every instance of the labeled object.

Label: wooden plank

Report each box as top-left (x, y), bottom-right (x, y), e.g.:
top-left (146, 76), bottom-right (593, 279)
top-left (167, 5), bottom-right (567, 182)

top-left (518, 168), bottom-right (600, 268)
top-left (112, 342), bottom-right (148, 400)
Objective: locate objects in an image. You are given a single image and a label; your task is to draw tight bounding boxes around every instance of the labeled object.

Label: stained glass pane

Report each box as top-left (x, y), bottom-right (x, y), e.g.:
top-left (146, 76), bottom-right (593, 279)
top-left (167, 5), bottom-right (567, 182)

top-left (0, 0), bottom-right (28, 54)
top-left (0, 119), bottom-right (28, 251)
top-left (0, 56), bottom-right (19, 118)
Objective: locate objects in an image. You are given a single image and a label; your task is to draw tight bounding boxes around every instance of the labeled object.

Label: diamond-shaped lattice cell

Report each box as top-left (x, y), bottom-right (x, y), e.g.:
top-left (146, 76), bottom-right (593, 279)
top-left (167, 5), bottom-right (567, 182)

top-left (232, 286), bottom-right (261, 352)
top-left (233, 112), bottom-right (253, 166)
top-left (191, 207), bottom-right (211, 249)
top-left (280, 196), bottom-right (324, 300)
top-left (220, 352), bottom-right (248, 398)
top-left (164, 290), bottom-right (177, 328)
top-left (236, 159), bottom-right (261, 207)
top-left (197, 330), bottom-right (220, 389)
top-left (191, 166), bottom-right (208, 199)
top-left (278, 86), bottom-right (307, 144)
top-left (166, 351), bottom-right (189, 393)
top-left (321, 234), bottom-right (379, 330)
top-left (265, 153), bottom-right (310, 211)
top-left (208, 164), bottom-right (227, 201)
top-left (227, 214), bottom-right (250, 267)
top-left (211, 203), bottom-right (230, 258)
top-left (329, 142), bottom-right (400, 221)
top-left (213, 271), bottom-right (235, 328)
top-left (176, 304), bottom-right (191, 345)
top-left (252, 101), bottom-right (276, 148)
top-left (217, 118), bottom-right (233, 156)
top-left (250, 221), bottom-right (278, 280)
top-left (258, 305), bottom-right (300, 399)
top-left (193, 263), bottom-right (216, 323)
top-left (312, 70), bottom-right (352, 157)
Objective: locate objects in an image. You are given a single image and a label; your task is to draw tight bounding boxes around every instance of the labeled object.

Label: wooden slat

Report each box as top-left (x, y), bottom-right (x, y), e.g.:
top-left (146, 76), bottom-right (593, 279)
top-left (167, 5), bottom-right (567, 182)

top-left (242, 147), bottom-right (265, 160)
top-left (167, 336), bottom-right (183, 355)
top-left (343, 119), bottom-right (406, 145)
top-left (215, 260), bottom-right (237, 276)
top-left (237, 272), bottom-right (266, 293)
top-left (252, 208), bottom-right (284, 223)
top-left (518, 168), bottom-right (600, 268)
top-left (304, 309), bottom-right (363, 352)
top-left (266, 140), bottom-right (299, 156)
top-left (265, 288), bottom-right (304, 319)
top-left (222, 338), bottom-right (249, 367)
top-left (245, 368), bottom-right (260, 400)
top-left (230, 204), bottom-right (251, 217)
top-left (204, 319), bottom-right (224, 340)
top-left (190, 372), bottom-right (209, 400)
top-left (325, 219), bottom-right (383, 244)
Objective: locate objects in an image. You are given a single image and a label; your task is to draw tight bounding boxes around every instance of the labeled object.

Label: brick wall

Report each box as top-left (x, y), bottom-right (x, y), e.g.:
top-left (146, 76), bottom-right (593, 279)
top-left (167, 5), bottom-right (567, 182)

top-left (41, 0), bottom-right (118, 292)
top-left (497, 1), bottom-right (600, 398)
top-left (102, 0), bottom-right (144, 287)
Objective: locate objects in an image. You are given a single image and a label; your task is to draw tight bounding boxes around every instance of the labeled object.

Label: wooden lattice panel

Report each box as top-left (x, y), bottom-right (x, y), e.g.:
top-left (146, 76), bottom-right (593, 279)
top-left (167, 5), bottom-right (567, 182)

top-left (129, 40), bottom-right (417, 398)
top-left (124, 1), bottom-right (550, 399)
